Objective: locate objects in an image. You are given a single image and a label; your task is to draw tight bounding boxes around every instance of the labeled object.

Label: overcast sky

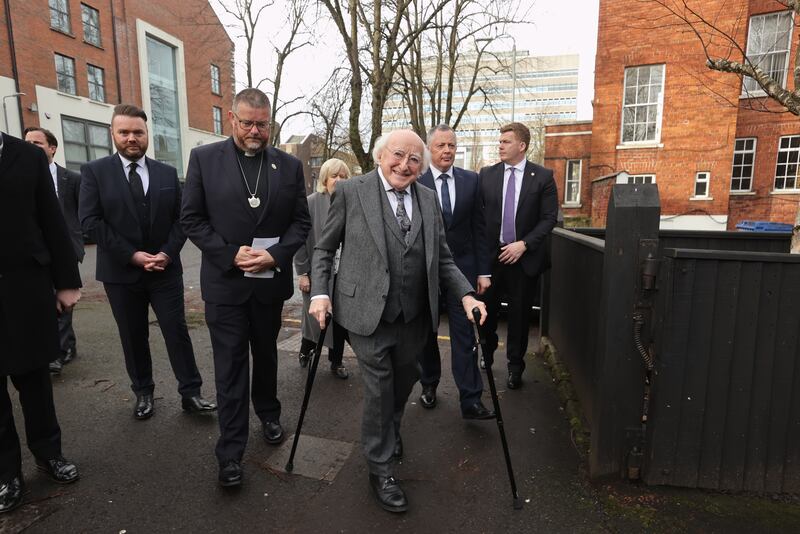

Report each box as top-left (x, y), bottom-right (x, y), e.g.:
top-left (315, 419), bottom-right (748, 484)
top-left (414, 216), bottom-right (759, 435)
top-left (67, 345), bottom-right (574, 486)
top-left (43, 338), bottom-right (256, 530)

top-left (212, 0), bottom-right (600, 135)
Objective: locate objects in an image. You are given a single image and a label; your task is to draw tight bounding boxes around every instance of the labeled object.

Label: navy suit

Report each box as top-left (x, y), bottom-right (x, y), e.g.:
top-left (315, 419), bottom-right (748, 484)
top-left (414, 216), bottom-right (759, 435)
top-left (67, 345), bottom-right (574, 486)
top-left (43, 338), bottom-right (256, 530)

top-left (54, 164), bottom-right (84, 360)
top-left (80, 153), bottom-right (203, 398)
top-left (417, 166), bottom-right (490, 410)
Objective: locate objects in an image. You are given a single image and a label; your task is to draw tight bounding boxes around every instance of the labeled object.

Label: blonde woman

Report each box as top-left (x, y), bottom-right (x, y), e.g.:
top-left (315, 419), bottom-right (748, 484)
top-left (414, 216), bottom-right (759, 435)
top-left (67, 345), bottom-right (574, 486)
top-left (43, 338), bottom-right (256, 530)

top-left (293, 158), bottom-right (351, 378)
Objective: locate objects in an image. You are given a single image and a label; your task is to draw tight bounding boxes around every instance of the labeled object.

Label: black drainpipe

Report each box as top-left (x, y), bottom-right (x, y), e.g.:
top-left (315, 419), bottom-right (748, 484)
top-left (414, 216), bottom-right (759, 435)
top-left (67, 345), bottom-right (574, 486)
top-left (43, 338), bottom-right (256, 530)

top-left (3, 0), bottom-right (24, 130)
top-left (110, 0), bottom-right (123, 103)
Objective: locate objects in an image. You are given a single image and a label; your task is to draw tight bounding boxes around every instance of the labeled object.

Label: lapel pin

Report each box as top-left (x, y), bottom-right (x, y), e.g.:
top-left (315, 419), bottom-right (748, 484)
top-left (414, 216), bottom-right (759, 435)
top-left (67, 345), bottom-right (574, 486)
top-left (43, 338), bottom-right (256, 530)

top-left (271, 163), bottom-right (277, 170)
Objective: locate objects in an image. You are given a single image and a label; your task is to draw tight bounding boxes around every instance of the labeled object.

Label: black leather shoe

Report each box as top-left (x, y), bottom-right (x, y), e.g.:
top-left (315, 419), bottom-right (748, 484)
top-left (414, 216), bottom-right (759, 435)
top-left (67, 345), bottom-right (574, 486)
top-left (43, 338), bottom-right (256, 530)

top-left (263, 420), bottom-right (284, 445)
top-left (218, 460), bottom-right (242, 487)
top-left (35, 456), bottom-right (79, 484)
top-left (331, 364), bottom-right (349, 379)
top-left (462, 401), bottom-right (496, 420)
top-left (181, 395), bottom-right (217, 413)
top-left (298, 349), bottom-right (312, 368)
top-left (134, 394), bottom-right (154, 420)
top-left (419, 384), bottom-right (437, 409)
top-left (507, 372), bottom-right (523, 390)
top-left (392, 435), bottom-right (403, 461)
top-left (61, 347), bottom-right (77, 364)
top-left (479, 355), bottom-right (486, 369)
top-left (0, 476), bottom-right (23, 514)
top-left (369, 474), bottom-right (408, 513)
top-left (48, 359), bottom-right (63, 374)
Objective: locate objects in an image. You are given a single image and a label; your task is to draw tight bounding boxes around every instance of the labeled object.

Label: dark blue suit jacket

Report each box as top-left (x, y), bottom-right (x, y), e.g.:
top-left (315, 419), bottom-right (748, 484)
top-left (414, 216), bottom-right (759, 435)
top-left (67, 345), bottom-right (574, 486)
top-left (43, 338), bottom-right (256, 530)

top-left (418, 166), bottom-right (490, 285)
top-left (80, 154), bottom-right (186, 284)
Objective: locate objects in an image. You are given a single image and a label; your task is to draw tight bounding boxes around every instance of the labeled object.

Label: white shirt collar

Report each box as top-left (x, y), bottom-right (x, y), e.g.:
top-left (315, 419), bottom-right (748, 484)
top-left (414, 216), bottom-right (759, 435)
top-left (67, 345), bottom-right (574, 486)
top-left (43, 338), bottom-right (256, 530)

top-left (430, 164), bottom-right (453, 180)
top-left (118, 153), bottom-right (145, 170)
top-left (49, 162), bottom-right (57, 176)
top-left (504, 159), bottom-right (526, 174)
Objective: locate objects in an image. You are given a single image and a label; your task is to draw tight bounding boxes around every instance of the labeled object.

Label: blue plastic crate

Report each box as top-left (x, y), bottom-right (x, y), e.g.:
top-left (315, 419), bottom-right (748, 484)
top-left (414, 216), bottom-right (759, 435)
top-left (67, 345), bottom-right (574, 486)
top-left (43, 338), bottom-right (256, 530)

top-left (736, 220), bottom-right (793, 232)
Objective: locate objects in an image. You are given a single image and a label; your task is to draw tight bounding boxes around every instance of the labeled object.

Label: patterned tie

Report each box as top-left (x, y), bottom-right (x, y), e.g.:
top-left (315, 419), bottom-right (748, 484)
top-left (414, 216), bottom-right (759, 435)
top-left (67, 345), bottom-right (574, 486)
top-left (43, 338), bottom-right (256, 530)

top-left (128, 162), bottom-right (145, 206)
top-left (440, 173), bottom-right (453, 227)
top-left (501, 167), bottom-right (516, 244)
top-left (392, 189), bottom-right (411, 245)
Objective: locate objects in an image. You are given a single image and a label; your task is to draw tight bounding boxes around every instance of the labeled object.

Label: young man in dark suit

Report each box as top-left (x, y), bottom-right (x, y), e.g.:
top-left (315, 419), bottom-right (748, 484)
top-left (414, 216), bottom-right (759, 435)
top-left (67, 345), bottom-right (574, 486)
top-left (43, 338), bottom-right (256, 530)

top-left (479, 122), bottom-right (558, 390)
top-left (0, 132), bottom-right (82, 513)
top-left (416, 124), bottom-right (494, 420)
top-left (24, 127), bottom-right (85, 374)
top-left (80, 104), bottom-right (215, 421)
top-left (181, 88), bottom-right (311, 488)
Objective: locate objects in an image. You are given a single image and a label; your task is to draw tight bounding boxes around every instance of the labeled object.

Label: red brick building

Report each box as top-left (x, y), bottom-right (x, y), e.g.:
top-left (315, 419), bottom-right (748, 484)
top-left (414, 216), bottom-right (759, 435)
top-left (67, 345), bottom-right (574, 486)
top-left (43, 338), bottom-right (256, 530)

top-left (545, 0), bottom-right (800, 229)
top-left (0, 0), bottom-right (234, 176)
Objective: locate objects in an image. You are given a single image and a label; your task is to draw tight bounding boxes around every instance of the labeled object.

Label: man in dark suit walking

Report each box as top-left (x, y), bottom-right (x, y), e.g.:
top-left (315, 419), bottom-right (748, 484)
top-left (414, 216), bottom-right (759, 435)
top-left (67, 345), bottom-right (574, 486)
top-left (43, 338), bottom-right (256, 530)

top-left (24, 127), bottom-right (85, 374)
top-left (479, 122), bottom-right (558, 390)
top-left (309, 129), bottom-right (487, 513)
top-left (416, 125), bottom-right (494, 420)
top-left (80, 104), bottom-right (215, 421)
top-left (0, 132), bottom-right (82, 513)
top-left (181, 88), bottom-right (310, 488)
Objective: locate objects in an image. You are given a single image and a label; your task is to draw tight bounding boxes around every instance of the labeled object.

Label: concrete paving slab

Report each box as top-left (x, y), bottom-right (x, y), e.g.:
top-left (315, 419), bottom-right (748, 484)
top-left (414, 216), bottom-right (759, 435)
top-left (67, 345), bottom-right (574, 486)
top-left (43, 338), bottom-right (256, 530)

top-left (264, 434), bottom-right (355, 482)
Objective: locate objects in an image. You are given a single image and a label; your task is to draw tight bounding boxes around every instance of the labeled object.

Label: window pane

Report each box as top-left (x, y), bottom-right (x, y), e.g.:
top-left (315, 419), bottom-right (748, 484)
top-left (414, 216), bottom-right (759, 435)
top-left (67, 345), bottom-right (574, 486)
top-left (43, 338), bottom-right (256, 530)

top-left (64, 143), bottom-right (87, 162)
top-left (89, 124), bottom-right (109, 146)
top-left (62, 119), bottom-right (85, 142)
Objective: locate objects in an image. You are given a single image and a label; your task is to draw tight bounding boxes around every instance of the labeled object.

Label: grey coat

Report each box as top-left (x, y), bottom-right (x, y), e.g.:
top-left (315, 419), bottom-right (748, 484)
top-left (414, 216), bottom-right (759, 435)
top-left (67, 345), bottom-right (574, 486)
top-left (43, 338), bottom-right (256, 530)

top-left (294, 191), bottom-right (335, 345)
top-left (311, 170), bottom-right (474, 337)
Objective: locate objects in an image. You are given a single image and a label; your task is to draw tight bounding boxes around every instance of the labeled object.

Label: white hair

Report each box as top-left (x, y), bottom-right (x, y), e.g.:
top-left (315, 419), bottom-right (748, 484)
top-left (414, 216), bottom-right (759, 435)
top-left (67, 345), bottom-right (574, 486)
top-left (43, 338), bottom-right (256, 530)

top-left (372, 130), bottom-right (430, 175)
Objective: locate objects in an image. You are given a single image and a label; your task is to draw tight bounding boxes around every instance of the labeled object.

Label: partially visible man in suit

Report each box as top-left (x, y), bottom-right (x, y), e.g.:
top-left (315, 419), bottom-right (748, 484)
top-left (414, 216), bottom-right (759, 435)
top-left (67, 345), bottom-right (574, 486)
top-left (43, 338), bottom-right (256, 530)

top-left (479, 122), bottom-right (558, 390)
top-left (24, 127), bottom-right (85, 375)
top-left (309, 129), bottom-right (487, 513)
top-left (181, 88), bottom-right (310, 488)
top-left (0, 132), bottom-right (82, 513)
top-left (416, 124), bottom-right (494, 420)
top-left (80, 104), bottom-right (215, 421)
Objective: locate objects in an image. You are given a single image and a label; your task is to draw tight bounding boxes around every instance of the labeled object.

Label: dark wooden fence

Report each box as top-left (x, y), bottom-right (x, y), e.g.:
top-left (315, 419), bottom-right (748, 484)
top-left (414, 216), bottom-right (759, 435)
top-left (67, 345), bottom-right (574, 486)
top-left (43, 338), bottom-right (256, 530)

top-left (545, 184), bottom-right (800, 491)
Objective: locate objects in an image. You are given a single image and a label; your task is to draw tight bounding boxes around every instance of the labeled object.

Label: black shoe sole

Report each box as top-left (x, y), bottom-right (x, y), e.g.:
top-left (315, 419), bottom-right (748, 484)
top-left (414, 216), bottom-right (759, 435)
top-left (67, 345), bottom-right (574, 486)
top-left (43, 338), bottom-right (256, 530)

top-left (219, 477), bottom-right (242, 488)
top-left (264, 434), bottom-right (284, 445)
top-left (419, 397), bottom-right (436, 409)
top-left (0, 497), bottom-right (23, 514)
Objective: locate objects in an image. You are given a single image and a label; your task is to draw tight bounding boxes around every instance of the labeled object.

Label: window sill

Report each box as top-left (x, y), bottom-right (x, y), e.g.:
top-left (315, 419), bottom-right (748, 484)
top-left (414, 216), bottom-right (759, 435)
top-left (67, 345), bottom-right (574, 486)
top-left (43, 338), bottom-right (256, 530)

top-left (616, 142), bottom-right (664, 150)
top-left (689, 196), bottom-right (713, 201)
top-left (562, 203), bottom-right (582, 209)
top-left (83, 40), bottom-right (104, 50)
top-left (87, 98), bottom-right (112, 107)
top-left (50, 27), bottom-right (75, 39)
top-left (729, 190), bottom-right (756, 196)
top-left (56, 90), bottom-right (81, 100)
top-left (770, 189), bottom-right (800, 195)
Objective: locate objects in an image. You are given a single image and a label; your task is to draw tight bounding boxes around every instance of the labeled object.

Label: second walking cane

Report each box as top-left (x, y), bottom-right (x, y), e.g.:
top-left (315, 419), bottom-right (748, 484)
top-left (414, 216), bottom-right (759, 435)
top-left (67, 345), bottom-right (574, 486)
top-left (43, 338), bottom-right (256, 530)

top-left (472, 307), bottom-right (523, 509)
top-left (286, 312), bottom-right (332, 472)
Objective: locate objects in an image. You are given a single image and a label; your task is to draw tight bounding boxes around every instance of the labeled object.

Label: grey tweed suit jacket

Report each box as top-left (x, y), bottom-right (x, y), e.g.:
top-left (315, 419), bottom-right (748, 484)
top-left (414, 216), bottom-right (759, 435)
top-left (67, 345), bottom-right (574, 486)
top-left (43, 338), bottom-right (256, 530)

top-left (311, 169), bottom-right (474, 337)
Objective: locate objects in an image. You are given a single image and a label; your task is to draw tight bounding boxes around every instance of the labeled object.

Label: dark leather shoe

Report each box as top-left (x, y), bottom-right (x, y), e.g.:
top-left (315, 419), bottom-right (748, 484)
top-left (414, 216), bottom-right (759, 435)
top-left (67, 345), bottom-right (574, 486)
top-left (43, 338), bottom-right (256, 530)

top-left (134, 394), bottom-right (154, 420)
top-left (35, 456), bottom-right (79, 484)
top-left (61, 347), bottom-right (77, 364)
top-left (298, 349), bottom-right (312, 368)
top-left (507, 372), bottom-right (523, 390)
top-left (479, 355), bottom-right (486, 369)
top-left (263, 420), bottom-right (284, 444)
top-left (369, 474), bottom-right (408, 513)
top-left (0, 476), bottom-right (23, 513)
top-left (462, 401), bottom-right (496, 420)
top-left (48, 359), bottom-right (63, 374)
top-left (419, 384), bottom-right (437, 409)
top-left (218, 460), bottom-right (242, 487)
top-left (181, 395), bottom-right (217, 413)
top-left (392, 434), bottom-right (403, 461)
top-left (331, 364), bottom-right (349, 379)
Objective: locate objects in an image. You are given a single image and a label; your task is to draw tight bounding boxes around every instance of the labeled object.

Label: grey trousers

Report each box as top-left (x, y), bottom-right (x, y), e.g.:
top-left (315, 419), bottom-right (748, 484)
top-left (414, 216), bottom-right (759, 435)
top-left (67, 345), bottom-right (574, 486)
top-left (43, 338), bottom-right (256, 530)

top-left (348, 313), bottom-right (429, 477)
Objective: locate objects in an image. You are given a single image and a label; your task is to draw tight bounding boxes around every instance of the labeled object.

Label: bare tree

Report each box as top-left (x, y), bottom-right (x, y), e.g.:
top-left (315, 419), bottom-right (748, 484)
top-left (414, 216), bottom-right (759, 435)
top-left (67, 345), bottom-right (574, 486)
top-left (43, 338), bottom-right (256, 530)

top-left (310, 68), bottom-right (352, 161)
top-left (641, 0), bottom-right (800, 252)
top-left (214, 0), bottom-right (272, 88)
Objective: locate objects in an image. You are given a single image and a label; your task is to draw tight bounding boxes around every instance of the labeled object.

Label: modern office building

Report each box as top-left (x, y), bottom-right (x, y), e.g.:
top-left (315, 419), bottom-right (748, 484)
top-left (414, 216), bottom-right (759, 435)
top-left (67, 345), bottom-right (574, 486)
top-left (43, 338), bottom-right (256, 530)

top-left (0, 0), bottom-right (234, 176)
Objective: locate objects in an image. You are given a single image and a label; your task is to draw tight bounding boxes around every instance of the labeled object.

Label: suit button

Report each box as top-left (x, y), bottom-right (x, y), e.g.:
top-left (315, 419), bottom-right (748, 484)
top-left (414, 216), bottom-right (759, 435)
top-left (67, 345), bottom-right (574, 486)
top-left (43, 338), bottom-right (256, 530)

top-left (381, 295), bottom-right (387, 300)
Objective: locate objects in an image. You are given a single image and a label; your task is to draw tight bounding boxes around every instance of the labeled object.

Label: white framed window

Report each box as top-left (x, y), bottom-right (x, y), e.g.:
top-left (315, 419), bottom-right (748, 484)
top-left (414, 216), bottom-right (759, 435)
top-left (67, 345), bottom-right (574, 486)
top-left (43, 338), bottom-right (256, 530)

top-left (731, 138), bottom-right (756, 191)
top-left (54, 53), bottom-right (76, 95)
top-left (774, 135), bottom-right (800, 191)
top-left (564, 159), bottom-right (581, 204)
top-left (210, 64), bottom-right (221, 95)
top-left (694, 171), bottom-right (710, 198)
top-left (743, 11), bottom-right (793, 95)
top-left (212, 106), bottom-right (222, 135)
top-left (87, 64), bottom-right (105, 102)
top-left (620, 64), bottom-right (665, 144)
top-left (618, 174), bottom-right (656, 184)
top-left (49, 0), bottom-right (71, 33)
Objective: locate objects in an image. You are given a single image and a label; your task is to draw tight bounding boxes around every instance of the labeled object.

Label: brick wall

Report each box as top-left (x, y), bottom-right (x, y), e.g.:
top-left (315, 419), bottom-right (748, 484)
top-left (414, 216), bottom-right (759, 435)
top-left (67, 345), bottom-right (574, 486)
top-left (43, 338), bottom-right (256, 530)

top-left (544, 121), bottom-right (593, 223)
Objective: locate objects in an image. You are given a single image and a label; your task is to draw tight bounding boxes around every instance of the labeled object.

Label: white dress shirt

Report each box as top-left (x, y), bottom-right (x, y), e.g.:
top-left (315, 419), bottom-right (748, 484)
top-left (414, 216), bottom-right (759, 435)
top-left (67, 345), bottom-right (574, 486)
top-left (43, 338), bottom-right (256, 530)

top-left (430, 164), bottom-right (455, 211)
top-left (377, 167), bottom-right (413, 221)
top-left (499, 159), bottom-right (526, 242)
top-left (118, 153), bottom-right (149, 194)
top-left (49, 162), bottom-right (58, 196)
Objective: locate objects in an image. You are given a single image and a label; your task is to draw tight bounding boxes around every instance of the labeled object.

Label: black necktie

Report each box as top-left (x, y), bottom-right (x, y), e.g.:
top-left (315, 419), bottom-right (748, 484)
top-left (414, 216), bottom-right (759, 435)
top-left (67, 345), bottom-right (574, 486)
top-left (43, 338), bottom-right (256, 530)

top-left (129, 162), bottom-right (145, 205)
top-left (440, 173), bottom-right (453, 227)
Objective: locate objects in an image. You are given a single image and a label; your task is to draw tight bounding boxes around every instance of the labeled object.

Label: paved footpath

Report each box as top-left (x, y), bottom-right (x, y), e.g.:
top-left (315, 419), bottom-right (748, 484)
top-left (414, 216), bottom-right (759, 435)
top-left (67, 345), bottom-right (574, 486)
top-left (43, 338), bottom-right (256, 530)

top-left (1, 243), bottom-right (798, 533)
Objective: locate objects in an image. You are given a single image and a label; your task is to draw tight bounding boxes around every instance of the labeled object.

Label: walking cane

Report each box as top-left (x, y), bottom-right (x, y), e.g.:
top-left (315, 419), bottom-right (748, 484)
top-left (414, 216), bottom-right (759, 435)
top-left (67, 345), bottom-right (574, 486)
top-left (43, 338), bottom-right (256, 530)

top-left (472, 307), bottom-right (523, 510)
top-left (286, 312), bottom-right (332, 473)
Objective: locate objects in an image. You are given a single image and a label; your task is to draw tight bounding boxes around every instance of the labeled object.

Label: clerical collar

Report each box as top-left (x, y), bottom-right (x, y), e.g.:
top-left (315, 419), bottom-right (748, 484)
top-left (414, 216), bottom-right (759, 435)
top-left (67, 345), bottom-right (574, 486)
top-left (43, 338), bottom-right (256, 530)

top-left (234, 143), bottom-right (266, 158)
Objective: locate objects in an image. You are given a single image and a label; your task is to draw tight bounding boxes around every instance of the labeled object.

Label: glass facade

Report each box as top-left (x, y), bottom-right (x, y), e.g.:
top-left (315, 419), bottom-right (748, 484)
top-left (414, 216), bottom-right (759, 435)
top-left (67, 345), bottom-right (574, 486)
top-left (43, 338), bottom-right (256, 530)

top-left (146, 35), bottom-right (183, 176)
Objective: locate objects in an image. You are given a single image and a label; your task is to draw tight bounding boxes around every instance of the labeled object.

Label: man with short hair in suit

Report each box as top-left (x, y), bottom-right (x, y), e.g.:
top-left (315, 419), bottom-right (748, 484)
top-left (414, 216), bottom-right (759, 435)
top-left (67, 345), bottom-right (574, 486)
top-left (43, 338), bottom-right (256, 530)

top-left (0, 132), bottom-right (82, 513)
top-left (80, 104), bottom-right (215, 421)
top-left (416, 124), bottom-right (494, 420)
top-left (479, 122), bottom-right (558, 390)
top-left (309, 129), bottom-right (487, 513)
top-left (24, 127), bottom-right (85, 374)
top-left (181, 88), bottom-right (311, 488)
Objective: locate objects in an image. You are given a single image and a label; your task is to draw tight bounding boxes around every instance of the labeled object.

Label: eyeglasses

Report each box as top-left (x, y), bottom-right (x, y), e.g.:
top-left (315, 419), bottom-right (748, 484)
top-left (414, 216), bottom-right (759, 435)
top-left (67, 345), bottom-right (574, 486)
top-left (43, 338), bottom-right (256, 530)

top-left (233, 112), bottom-right (270, 132)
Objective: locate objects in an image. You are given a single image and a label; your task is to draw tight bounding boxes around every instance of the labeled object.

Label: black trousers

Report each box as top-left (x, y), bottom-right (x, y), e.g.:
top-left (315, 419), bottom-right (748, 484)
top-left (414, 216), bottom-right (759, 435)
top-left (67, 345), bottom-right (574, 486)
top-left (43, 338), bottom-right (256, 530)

top-left (483, 260), bottom-right (538, 374)
top-left (205, 298), bottom-right (282, 464)
top-left (104, 274), bottom-right (202, 397)
top-left (299, 321), bottom-right (348, 366)
top-left (57, 307), bottom-right (76, 358)
top-left (0, 366), bottom-right (62, 480)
